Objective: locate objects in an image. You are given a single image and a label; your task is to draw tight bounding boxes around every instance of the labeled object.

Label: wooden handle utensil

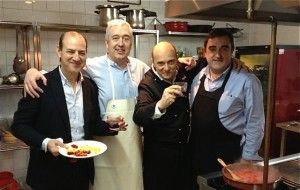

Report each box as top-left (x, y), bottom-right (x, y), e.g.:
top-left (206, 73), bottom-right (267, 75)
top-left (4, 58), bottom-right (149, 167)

top-left (217, 158), bottom-right (241, 181)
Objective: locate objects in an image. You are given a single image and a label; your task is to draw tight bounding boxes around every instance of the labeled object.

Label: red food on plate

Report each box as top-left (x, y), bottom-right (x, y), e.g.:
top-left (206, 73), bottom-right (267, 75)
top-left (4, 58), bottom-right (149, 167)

top-left (74, 150), bottom-right (88, 157)
top-left (67, 151), bottom-right (74, 155)
top-left (71, 144), bottom-right (78, 149)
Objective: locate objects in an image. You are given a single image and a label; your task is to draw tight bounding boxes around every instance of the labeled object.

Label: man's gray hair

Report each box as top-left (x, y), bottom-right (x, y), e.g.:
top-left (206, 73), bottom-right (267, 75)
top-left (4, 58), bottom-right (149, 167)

top-left (105, 19), bottom-right (133, 40)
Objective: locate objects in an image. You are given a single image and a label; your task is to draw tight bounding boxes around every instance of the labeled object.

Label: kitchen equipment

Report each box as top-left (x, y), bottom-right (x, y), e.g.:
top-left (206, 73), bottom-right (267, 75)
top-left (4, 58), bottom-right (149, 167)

top-left (119, 9), bottom-right (157, 29)
top-left (3, 73), bottom-right (20, 85)
top-left (165, 0), bottom-right (300, 23)
top-left (13, 26), bottom-right (26, 75)
top-left (187, 24), bottom-right (214, 33)
top-left (274, 159), bottom-right (300, 188)
top-left (217, 158), bottom-right (240, 180)
top-left (257, 153), bottom-right (300, 188)
top-left (0, 171), bottom-right (18, 190)
top-left (212, 23), bottom-right (243, 37)
top-left (257, 153), bottom-right (300, 166)
top-left (94, 4), bottom-right (129, 27)
top-left (164, 21), bottom-right (188, 32)
top-left (222, 163), bottom-right (281, 190)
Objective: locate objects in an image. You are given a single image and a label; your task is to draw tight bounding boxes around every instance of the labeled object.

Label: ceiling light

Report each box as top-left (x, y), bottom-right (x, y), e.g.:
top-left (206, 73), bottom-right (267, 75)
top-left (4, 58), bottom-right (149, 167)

top-left (25, 0), bottom-right (36, 4)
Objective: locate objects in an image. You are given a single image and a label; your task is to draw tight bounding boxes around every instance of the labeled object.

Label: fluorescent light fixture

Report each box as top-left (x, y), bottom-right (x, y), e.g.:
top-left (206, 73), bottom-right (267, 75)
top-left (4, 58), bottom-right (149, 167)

top-left (25, 0), bottom-right (36, 4)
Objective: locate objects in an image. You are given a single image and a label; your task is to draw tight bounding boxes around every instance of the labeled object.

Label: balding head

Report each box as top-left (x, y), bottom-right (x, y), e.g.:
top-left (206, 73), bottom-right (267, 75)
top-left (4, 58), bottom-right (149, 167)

top-left (58, 31), bottom-right (87, 50)
top-left (152, 42), bottom-right (178, 82)
top-left (152, 41), bottom-right (177, 61)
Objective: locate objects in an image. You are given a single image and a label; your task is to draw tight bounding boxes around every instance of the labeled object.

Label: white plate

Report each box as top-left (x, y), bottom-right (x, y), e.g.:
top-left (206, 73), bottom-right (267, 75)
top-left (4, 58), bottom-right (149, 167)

top-left (58, 140), bottom-right (107, 159)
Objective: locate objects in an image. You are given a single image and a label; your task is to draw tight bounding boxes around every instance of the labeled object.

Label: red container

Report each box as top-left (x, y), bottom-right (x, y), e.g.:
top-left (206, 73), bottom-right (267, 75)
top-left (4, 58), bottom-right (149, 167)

top-left (0, 171), bottom-right (18, 190)
top-left (0, 171), bottom-right (13, 179)
top-left (164, 21), bottom-right (188, 32)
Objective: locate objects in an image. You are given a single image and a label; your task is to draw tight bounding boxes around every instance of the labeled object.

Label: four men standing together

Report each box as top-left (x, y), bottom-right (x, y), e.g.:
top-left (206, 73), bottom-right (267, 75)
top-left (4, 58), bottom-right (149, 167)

top-left (13, 19), bottom-right (264, 190)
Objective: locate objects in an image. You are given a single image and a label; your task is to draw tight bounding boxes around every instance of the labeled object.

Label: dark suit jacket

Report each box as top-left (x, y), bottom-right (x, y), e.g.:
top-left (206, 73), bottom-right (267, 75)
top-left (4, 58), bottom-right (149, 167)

top-left (11, 67), bottom-right (113, 190)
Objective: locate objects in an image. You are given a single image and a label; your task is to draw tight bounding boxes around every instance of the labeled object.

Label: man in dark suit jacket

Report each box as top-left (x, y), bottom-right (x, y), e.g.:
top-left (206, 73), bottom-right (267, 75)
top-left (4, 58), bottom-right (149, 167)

top-left (11, 31), bottom-right (124, 190)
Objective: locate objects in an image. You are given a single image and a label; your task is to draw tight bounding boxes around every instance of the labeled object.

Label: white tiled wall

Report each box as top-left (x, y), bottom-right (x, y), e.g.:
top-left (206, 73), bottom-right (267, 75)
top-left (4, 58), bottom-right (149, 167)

top-left (0, 0), bottom-right (299, 185)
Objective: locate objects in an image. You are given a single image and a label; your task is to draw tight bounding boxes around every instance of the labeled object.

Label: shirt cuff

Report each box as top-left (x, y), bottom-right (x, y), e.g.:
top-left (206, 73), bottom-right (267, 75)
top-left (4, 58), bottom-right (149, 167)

top-left (41, 137), bottom-right (63, 152)
top-left (42, 138), bottom-right (50, 152)
top-left (152, 103), bottom-right (166, 119)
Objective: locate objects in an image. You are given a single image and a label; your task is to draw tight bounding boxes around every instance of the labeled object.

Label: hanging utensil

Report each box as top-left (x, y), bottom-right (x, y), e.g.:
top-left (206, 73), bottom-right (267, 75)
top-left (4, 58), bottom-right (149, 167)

top-left (13, 26), bottom-right (26, 75)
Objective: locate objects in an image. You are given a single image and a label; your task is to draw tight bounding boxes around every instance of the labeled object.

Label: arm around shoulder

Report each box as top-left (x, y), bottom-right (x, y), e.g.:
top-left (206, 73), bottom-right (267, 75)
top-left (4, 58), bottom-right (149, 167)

top-left (24, 68), bottom-right (48, 98)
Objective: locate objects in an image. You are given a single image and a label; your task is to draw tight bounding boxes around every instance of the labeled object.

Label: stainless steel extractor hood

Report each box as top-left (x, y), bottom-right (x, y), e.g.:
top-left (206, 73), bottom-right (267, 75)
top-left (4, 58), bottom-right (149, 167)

top-left (165, 0), bottom-right (300, 24)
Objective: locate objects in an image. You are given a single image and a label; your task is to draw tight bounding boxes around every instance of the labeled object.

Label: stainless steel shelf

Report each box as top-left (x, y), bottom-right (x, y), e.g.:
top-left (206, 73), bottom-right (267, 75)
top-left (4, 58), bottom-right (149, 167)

top-left (1, 21), bottom-right (159, 35)
top-left (0, 139), bottom-right (29, 152)
top-left (37, 22), bottom-right (158, 35)
top-left (0, 84), bottom-right (24, 90)
top-left (0, 20), bottom-right (32, 28)
top-left (160, 31), bottom-right (208, 37)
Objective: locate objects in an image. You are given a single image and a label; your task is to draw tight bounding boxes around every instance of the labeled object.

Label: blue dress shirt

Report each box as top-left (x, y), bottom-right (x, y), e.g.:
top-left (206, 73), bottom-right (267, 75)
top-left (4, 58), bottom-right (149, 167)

top-left (190, 66), bottom-right (265, 160)
top-left (85, 54), bottom-right (149, 117)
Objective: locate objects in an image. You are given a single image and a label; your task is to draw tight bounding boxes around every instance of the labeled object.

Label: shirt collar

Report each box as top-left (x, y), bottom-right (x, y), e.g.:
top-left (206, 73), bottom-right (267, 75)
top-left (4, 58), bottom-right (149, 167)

top-left (151, 64), bottom-right (177, 84)
top-left (59, 66), bottom-right (84, 86)
top-left (204, 63), bottom-right (231, 81)
top-left (105, 53), bottom-right (130, 70)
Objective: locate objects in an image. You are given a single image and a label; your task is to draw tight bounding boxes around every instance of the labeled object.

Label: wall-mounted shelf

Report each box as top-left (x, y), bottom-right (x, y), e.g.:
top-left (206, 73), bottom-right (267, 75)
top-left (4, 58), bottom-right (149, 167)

top-left (0, 20), bottom-right (159, 75)
top-left (0, 139), bottom-right (29, 152)
top-left (160, 31), bottom-right (209, 37)
top-left (0, 84), bottom-right (24, 90)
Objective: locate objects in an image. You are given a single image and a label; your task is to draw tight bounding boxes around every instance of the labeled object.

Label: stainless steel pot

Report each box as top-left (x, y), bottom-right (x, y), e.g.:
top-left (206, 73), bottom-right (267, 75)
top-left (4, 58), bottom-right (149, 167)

top-left (119, 9), bottom-right (157, 29)
top-left (94, 4), bottom-right (129, 27)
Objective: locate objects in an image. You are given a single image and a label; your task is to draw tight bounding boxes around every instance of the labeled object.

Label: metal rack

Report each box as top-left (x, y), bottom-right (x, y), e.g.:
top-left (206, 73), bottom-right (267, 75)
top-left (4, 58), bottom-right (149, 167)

top-left (0, 20), bottom-right (159, 90)
top-left (31, 22), bottom-right (159, 72)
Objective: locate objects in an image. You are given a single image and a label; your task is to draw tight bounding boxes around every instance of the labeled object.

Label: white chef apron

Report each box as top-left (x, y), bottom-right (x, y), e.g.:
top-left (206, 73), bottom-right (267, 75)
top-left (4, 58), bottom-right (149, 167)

top-left (91, 61), bottom-right (143, 190)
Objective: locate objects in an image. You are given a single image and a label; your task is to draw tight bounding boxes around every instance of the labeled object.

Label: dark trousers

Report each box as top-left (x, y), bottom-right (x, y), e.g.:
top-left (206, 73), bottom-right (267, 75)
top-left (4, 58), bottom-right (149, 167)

top-left (143, 142), bottom-right (192, 190)
top-left (28, 159), bottom-right (90, 190)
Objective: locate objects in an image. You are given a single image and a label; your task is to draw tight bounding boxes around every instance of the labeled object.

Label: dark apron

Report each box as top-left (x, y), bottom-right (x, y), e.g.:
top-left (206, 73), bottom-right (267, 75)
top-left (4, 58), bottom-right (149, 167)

top-left (190, 65), bottom-right (241, 179)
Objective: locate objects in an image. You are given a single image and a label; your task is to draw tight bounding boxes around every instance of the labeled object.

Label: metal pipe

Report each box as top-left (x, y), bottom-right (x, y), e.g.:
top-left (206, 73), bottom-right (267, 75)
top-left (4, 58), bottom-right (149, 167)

top-left (247, 0), bottom-right (254, 20)
top-left (262, 16), bottom-right (277, 190)
top-left (257, 152), bottom-right (300, 166)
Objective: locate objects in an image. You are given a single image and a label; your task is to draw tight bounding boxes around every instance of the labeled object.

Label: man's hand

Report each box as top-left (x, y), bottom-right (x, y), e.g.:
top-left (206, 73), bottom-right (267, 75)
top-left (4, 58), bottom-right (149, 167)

top-left (178, 57), bottom-right (197, 71)
top-left (232, 58), bottom-right (251, 72)
top-left (106, 115), bottom-right (128, 132)
top-left (47, 139), bottom-right (67, 157)
top-left (157, 85), bottom-right (183, 110)
top-left (24, 68), bottom-right (47, 98)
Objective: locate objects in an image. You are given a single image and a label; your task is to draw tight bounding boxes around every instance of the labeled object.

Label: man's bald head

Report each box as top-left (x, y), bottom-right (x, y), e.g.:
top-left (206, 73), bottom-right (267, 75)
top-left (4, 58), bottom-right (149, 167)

top-left (151, 42), bottom-right (178, 82)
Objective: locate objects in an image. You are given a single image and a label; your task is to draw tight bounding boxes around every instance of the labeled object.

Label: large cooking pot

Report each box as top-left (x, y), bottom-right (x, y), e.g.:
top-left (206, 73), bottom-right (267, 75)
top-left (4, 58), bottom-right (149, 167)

top-left (222, 163), bottom-right (281, 190)
top-left (94, 4), bottom-right (129, 27)
top-left (119, 9), bottom-right (157, 29)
